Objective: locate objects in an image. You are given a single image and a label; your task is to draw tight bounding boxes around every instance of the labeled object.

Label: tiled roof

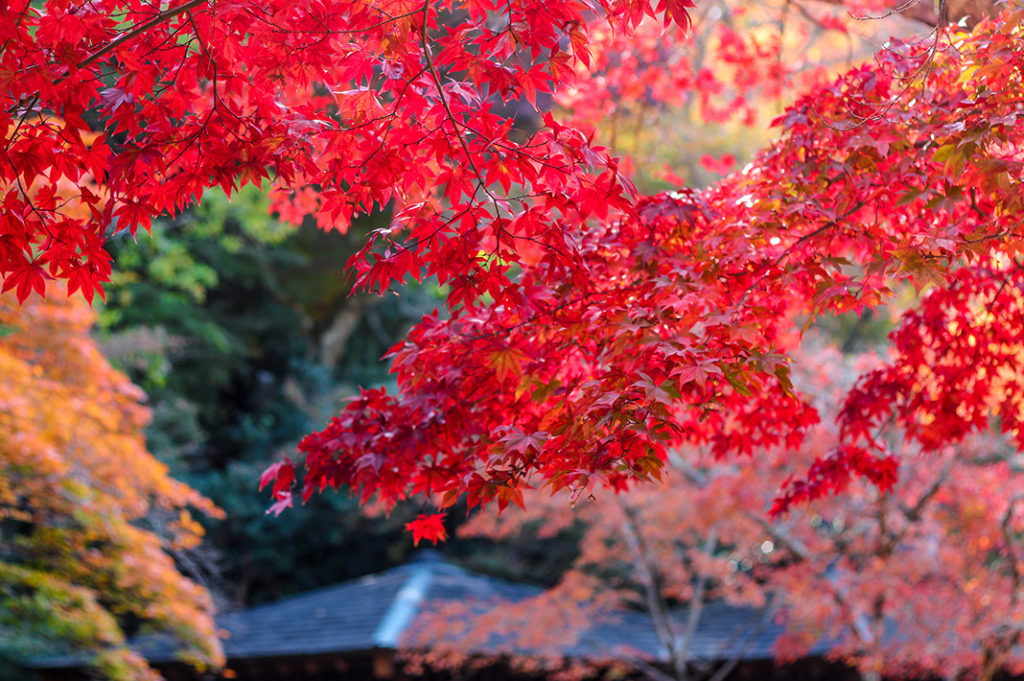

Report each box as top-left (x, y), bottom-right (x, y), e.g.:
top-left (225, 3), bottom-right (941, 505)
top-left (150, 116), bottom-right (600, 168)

top-left (206, 551), bottom-right (812, 664)
top-left (213, 552), bottom-right (544, 659)
top-left (218, 566), bottom-right (412, 658)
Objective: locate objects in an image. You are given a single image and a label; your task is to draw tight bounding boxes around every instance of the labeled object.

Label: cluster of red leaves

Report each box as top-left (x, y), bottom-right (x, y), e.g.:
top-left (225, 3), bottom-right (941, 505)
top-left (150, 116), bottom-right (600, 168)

top-left (405, 513), bottom-right (449, 545)
top-left (286, 6), bottom-right (1024, 519)
top-left (5, 0), bottom-right (1024, 526)
top-left (775, 261), bottom-right (1024, 512)
top-left (552, 8), bottom-right (837, 135)
top-left (1, 0), bottom-right (691, 306)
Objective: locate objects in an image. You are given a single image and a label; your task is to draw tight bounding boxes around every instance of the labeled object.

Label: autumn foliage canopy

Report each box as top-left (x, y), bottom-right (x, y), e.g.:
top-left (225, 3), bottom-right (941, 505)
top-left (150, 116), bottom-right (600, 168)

top-left (3, 0), bottom-right (1024, 549)
top-left (0, 290), bottom-right (222, 680)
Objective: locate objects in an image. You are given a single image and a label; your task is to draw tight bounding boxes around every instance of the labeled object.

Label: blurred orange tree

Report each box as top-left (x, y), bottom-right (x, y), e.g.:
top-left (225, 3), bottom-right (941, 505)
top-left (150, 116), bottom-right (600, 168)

top-left (0, 289), bottom-right (223, 680)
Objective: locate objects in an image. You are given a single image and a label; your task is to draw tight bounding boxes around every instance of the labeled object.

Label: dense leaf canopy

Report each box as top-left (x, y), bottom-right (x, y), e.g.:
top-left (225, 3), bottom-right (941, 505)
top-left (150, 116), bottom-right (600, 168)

top-left (2, 0), bottom-right (1023, 540)
top-left (286, 6), bottom-right (1024, 530)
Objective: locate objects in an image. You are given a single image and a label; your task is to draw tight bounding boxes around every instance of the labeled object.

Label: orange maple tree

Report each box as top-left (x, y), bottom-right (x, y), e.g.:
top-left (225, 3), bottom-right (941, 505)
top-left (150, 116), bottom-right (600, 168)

top-left (0, 288), bottom-right (223, 680)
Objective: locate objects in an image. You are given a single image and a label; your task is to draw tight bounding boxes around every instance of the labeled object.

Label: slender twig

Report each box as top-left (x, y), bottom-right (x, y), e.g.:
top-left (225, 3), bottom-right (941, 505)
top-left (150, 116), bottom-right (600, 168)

top-left (79, 0), bottom-right (209, 70)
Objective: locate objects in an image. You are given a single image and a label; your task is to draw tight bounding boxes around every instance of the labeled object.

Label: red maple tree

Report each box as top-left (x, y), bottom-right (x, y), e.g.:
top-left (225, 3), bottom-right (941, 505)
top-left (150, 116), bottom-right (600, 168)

top-left (3, 0), bottom-right (1023, 534)
top-left (270, 1), bottom-right (1024, 530)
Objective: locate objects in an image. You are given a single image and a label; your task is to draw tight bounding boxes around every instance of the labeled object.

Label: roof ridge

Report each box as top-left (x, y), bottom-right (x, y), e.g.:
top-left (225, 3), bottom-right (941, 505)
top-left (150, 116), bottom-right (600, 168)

top-left (372, 561), bottom-right (436, 648)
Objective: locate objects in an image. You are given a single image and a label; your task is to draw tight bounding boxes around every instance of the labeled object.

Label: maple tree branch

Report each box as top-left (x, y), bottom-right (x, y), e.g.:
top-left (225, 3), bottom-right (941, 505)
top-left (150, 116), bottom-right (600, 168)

top-left (848, 0), bottom-right (943, 24)
top-left (785, 0), bottom-right (832, 33)
top-left (80, 0), bottom-right (209, 70)
top-left (8, 165), bottom-right (55, 244)
top-left (1001, 494), bottom-right (1024, 601)
top-left (818, 0), bottom-right (998, 27)
top-left (183, 9), bottom-right (242, 129)
top-left (618, 499), bottom-right (684, 679)
top-left (418, 3), bottom-right (492, 203)
top-left (964, 495), bottom-right (1024, 681)
top-left (454, 293), bottom-right (592, 342)
top-left (669, 458), bottom-right (883, 652)
top-left (416, 0), bottom-right (521, 263)
top-left (745, 513), bottom-right (812, 562)
top-left (612, 651), bottom-right (678, 681)
top-left (353, 65), bottom-right (430, 165)
top-left (736, 199), bottom-right (867, 308)
top-left (817, 16), bottom-right (949, 130)
top-left (897, 454), bottom-right (954, 525)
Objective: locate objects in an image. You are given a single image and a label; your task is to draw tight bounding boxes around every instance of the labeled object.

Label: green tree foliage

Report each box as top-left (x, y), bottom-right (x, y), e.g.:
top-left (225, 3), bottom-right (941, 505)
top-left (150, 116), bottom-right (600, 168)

top-left (98, 186), bottom-right (438, 605)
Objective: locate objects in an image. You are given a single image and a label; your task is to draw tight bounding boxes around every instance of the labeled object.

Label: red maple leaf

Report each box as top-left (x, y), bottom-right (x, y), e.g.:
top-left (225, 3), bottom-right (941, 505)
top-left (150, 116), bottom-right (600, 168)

top-left (405, 513), bottom-right (448, 546)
